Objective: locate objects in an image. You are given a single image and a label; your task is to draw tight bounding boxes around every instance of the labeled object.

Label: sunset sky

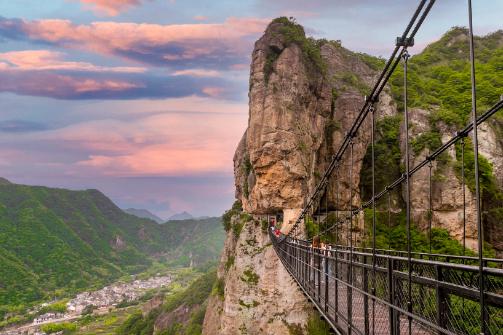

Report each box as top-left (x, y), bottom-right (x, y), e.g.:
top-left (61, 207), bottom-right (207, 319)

top-left (1, 0), bottom-right (502, 218)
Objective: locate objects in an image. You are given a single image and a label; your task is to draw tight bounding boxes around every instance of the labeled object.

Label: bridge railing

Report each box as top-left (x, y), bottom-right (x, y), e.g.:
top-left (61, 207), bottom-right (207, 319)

top-left (327, 244), bottom-right (503, 268)
top-left (289, 239), bottom-right (503, 268)
top-left (271, 231), bottom-right (503, 335)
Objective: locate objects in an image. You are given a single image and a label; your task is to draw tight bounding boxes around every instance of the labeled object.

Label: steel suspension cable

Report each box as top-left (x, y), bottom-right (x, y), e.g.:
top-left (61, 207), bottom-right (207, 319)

top-left (388, 192), bottom-right (392, 250)
top-left (315, 99), bottom-right (503, 239)
top-left (352, 0), bottom-right (437, 135)
top-left (286, 0), bottom-right (436, 237)
top-left (461, 137), bottom-right (466, 256)
top-left (336, 169), bottom-right (339, 247)
top-left (325, 179), bottom-right (328, 227)
top-left (348, 138), bottom-right (354, 334)
top-left (428, 159), bottom-right (433, 253)
top-left (403, 49), bottom-right (413, 335)
top-left (461, 136), bottom-right (467, 312)
top-left (335, 168), bottom-right (339, 323)
top-left (467, 1), bottom-right (485, 332)
top-left (370, 104), bottom-right (376, 335)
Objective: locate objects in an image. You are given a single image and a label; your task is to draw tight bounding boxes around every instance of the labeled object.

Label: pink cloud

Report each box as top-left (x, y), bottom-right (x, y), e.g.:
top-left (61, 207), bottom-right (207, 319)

top-left (0, 50), bottom-right (145, 73)
top-left (50, 111), bottom-right (247, 176)
top-left (202, 86), bottom-right (225, 98)
top-left (74, 79), bottom-right (141, 92)
top-left (78, 0), bottom-right (144, 16)
top-left (193, 15), bottom-right (208, 21)
top-left (229, 63), bottom-right (249, 71)
top-left (0, 71), bottom-right (143, 98)
top-left (172, 69), bottom-right (221, 77)
top-left (0, 55), bottom-right (234, 99)
top-left (70, 96), bottom-right (248, 117)
top-left (4, 17), bottom-right (269, 69)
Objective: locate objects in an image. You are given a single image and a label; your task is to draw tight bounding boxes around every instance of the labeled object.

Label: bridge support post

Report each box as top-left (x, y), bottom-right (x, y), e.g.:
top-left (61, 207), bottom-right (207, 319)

top-left (318, 249), bottom-right (321, 303)
top-left (302, 244), bottom-right (305, 280)
top-left (364, 255), bottom-right (369, 335)
top-left (296, 243), bottom-right (299, 281)
top-left (388, 258), bottom-right (399, 335)
top-left (435, 265), bottom-right (448, 333)
top-left (335, 247), bottom-right (339, 323)
top-left (306, 244), bottom-right (309, 288)
top-left (325, 248), bottom-right (329, 313)
top-left (347, 251), bottom-right (353, 335)
top-left (305, 245), bottom-right (308, 288)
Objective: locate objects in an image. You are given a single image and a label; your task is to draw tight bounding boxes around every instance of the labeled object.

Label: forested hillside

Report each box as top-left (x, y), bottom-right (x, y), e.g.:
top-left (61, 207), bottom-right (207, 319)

top-left (0, 179), bottom-right (224, 309)
top-left (361, 27), bottom-right (503, 251)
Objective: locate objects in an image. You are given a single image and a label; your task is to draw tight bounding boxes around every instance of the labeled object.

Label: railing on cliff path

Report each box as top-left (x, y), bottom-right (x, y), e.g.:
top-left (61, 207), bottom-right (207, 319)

top-left (269, 0), bottom-right (503, 334)
top-left (270, 231), bottom-right (503, 335)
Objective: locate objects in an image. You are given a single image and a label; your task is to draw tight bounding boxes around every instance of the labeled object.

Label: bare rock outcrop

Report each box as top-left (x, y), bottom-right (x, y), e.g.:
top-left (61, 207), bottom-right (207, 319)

top-left (205, 18), bottom-right (397, 335)
top-left (479, 121), bottom-right (503, 188)
top-left (202, 216), bottom-right (309, 334)
top-left (403, 108), bottom-right (479, 250)
top-left (234, 19), bottom-right (395, 222)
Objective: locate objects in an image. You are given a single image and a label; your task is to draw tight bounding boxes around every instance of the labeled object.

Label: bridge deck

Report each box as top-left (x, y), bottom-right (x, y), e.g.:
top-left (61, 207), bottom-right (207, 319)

top-left (271, 234), bottom-right (503, 335)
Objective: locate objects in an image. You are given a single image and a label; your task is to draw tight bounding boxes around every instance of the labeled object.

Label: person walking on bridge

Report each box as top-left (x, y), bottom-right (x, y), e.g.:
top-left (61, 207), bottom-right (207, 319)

top-left (312, 236), bottom-right (321, 287)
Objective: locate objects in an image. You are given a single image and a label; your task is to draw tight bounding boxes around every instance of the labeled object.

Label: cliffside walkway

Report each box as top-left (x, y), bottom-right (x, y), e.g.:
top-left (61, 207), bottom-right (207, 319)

top-left (269, 1), bottom-right (503, 334)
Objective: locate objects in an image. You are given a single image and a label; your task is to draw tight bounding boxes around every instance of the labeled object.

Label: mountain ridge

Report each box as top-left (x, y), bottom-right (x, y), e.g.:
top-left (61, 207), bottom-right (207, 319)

top-left (168, 211), bottom-right (194, 221)
top-left (124, 208), bottom-right (164, 224)
top-left (0, 180), bottom-right (224, 310)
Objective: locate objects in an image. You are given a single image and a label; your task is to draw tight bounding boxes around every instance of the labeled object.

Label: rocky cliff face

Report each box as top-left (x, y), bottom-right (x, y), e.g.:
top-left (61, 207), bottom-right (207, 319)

top-left (234, 18), bottom-right (395, 227)
top-left (397, 28), bottom-right (503, 254)
top-left (202, 215), bottom-right (310, 334)
top-left (204, 18), bottom-right (396, 334)
top-left (204, 19), bottom-right (503, 334)
top-left (403, 108), bottom-right (480, 250)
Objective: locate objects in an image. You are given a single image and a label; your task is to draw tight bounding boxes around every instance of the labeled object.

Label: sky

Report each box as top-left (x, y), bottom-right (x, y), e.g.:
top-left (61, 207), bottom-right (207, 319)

top-left (0, 0), bottom-right (502, 219)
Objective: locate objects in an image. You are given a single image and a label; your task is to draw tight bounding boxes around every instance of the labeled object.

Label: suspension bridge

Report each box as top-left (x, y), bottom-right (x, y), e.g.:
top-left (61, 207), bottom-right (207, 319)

top-left (269, 1), bottom-right (503, 334)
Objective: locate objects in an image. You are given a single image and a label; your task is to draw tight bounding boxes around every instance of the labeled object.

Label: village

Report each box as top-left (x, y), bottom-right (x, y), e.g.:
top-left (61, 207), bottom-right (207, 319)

top-left (65, 274), bottom-right (171, 315)
top-left (1, 275), bottom-right (172, 335)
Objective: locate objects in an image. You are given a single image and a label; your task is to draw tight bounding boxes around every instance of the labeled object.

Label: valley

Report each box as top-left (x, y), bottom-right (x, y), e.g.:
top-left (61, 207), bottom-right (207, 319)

top-left (0, 179), bottom-right (224, 335)
top-left (1, 266), bottom-right (209, 335)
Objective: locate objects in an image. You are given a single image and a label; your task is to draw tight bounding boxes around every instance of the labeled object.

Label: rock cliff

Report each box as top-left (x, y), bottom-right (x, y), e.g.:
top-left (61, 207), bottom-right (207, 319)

top-left (202, 215), bottom-right (310, 334)
top-left (204, 17), bottom-right (396, 334)
top-left (203, 19), bottom-right (503, 335)
top-left (403, 108), bottom-right (480, 250)
top-left (396, 28), bottom-right (503, 254)
top-left (234, 18), bottom-right (395, 226)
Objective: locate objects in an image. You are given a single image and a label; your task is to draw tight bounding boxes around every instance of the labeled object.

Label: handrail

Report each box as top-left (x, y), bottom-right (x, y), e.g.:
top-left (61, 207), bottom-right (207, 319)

top-left (270, 231), bottom-right (503, 335)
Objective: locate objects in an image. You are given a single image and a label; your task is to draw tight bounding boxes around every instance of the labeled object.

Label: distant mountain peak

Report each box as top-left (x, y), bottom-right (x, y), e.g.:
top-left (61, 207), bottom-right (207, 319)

top-left (168, 211), bottom-right (193, 221)
top-left (124, 208), bottom-right (164, 224)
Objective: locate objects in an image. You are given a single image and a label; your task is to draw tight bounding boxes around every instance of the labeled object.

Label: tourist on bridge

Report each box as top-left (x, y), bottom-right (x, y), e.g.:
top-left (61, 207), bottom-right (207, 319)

top-left (312, 236), bottom-right (321, 284)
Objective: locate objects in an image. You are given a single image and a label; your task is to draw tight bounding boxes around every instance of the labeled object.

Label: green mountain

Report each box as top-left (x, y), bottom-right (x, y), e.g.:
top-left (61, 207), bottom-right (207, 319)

top-left (0, 180), bottom-right (224, 308)
top-left (390, 27), bottom-right (503, 126)
top-left (360, 27), bottom-right (503, 252)
top-left (123, 208), bottom-right (164, 224)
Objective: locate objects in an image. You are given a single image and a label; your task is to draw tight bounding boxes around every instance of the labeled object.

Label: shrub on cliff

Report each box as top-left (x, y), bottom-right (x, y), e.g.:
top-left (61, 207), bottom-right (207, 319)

top-left (264, 17), bottom-right (326, 83)
top-left (222, 200), bottom-right (242, 232)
